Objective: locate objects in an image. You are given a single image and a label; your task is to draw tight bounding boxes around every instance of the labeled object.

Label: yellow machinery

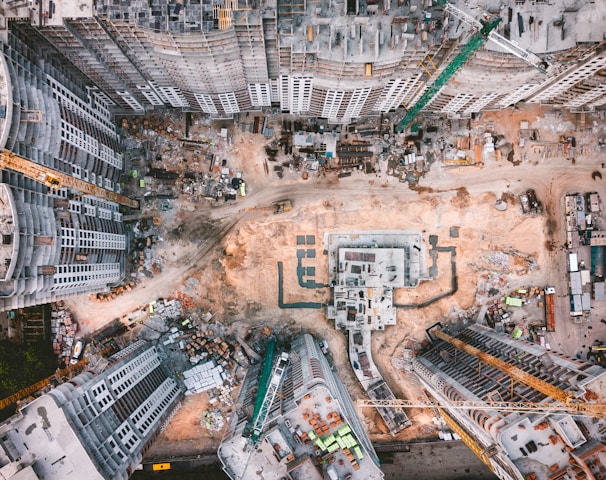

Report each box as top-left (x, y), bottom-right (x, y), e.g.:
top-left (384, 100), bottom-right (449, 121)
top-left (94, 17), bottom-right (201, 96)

top-left (245, 199), bottom-right (293, 214)
top-left (357, 327), bottom-right (606, 472)
top-left (359, 329), bottom-right (606, 417)
top-left (0, 150), bottom-right (139, 208)
top-left (0, 345), bottom-right (113, 410)
top-left (357, 398), bottom-right (606, 417)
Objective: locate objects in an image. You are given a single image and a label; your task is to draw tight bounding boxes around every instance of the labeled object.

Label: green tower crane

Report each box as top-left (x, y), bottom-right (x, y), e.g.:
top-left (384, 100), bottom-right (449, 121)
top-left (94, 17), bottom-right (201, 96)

top-left (395, 16), bottom-right (501, 133)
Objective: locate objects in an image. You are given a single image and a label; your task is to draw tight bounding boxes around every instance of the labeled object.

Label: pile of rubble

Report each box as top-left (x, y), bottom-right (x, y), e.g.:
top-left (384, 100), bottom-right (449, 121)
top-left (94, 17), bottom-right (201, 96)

top-left (200, 409), bottom-right (225, 432)
top-left (50, 303), bottom-right (78, 361)
top-left (474, 250), bottom-right (538, 298)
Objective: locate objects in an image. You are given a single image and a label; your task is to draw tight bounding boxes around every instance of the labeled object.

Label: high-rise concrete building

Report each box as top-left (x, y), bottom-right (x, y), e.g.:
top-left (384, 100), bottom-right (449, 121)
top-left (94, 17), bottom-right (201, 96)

top-left (413, 324), bottom-right (606, 480)
top-left (219, 334), bottom-right (383, 480)
top-left (1, 0), bottom-right (603, 122)
top-left (0, 25), bottom-right (127, 310)
top-left (0, 340), bottom-right (183, 480)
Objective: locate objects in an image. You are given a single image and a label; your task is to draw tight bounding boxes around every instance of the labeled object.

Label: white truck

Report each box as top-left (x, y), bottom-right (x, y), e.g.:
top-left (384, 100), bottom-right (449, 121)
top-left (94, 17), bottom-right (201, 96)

top-left (70, 340), bottom-right (83, 364)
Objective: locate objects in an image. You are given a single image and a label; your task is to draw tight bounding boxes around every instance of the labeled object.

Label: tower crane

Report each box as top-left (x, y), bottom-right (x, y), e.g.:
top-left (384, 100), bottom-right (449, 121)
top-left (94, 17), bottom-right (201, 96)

top-left (0, 149), bottom-right (139, 208)
top-left (361, 328), bottom-right (606, 418)
top-left (357, 398), bottom-right (606, 418)
top-left (395, 0), bottom-right (550, 132)
top-left (0, 345), bottom-right (114, 411)
top-left (359, 327), bottom-right (606, 474)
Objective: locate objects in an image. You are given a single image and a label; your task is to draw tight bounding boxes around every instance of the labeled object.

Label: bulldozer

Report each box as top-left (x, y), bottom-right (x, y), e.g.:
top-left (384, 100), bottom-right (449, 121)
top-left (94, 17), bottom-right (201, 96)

top-left (273, 199), bottom-right (292, 214)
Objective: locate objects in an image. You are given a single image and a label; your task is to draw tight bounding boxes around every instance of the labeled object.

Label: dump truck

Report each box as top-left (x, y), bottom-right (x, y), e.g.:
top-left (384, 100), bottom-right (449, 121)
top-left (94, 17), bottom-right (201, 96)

top-left (273, 199), bottom-right (292, 214)
top-left (544, 287), bottom-right (555, 332)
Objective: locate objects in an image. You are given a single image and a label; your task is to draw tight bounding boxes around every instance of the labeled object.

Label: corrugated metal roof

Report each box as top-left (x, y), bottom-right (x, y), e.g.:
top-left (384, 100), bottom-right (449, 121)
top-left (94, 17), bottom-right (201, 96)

top-left (570, 271), bottom-right (582, 295)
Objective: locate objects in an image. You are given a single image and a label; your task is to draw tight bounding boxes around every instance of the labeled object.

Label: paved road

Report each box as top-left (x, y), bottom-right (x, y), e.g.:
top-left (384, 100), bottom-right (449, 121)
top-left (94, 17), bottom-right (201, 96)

top-left (136, 440), bottom-right (497, 480)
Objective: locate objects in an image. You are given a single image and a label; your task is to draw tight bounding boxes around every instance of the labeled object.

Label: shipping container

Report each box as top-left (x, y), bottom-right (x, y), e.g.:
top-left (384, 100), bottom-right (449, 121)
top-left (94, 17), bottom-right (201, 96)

top-left (569, 253), bottom-right (579, 272)
top-left (545, 287), bottom-right (555, 332)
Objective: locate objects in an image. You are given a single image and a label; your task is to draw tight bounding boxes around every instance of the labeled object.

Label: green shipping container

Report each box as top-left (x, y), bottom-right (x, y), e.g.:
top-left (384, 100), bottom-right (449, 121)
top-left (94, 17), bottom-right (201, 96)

top-left (353, 446), bottom-right (363, 460)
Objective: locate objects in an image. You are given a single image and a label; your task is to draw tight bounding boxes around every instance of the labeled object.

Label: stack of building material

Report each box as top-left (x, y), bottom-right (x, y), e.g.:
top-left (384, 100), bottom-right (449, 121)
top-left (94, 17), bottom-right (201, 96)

top-left (50, 306), bottom-right (78, 359)
top-left (183, 360), bottom-right (227, 395)
top-left (152, 299), bottom-right (183, 321)
top-left (162, 327), bottom-right (184, 346)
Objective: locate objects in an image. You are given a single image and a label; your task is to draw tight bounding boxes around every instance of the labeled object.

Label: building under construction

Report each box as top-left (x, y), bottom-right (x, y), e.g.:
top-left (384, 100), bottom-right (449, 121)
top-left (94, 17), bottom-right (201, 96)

top-left (0, 0), bottom-right (603, 122)
top-left (0, 340), bottom-right (183, 480)
top-left (326, 231), bottom-right (423, 435)
top-left (218, 334), bottom-right (383, 480)
top-left (412, 323), bottom-right (606, 480)
top-left (0, 26), bottom-right (129, 310)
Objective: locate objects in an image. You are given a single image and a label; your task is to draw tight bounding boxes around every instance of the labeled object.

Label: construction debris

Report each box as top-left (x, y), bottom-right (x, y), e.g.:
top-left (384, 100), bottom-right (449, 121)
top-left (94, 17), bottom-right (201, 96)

top-left (50, 303), bottom-right (79, 363)
top-left (200, 409), bottom-right (225, 431)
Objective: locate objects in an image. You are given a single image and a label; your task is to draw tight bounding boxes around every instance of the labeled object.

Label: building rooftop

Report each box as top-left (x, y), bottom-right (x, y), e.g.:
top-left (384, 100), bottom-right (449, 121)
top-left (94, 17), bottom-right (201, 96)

top-left (326, 231), bottom-right (421, 435)
top-left (0, 394), bottom-right (104, 480)
top-left (414, 323), bottom-right (606, 480)
top-left (220, 382), bottom-right (383, 480)
top-left (327, 230), bottom-right (424, 330)
top-left (219, 334), bottom-right (383, 480)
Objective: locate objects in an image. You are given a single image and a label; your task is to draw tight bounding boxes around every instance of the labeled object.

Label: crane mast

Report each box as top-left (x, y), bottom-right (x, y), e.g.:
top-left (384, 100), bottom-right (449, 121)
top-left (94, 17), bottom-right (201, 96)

top-left (0, 345), bottom-right (113, 410)
top-left (395, 17), bottom-right (500, 132)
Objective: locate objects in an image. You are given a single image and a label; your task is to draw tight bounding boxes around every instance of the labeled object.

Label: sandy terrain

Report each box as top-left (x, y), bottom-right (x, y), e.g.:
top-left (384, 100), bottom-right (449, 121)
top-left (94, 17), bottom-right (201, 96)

top-left (146, 392), bottom-right (227, 459)
top-left (65, 104), bottom-right (606, 448)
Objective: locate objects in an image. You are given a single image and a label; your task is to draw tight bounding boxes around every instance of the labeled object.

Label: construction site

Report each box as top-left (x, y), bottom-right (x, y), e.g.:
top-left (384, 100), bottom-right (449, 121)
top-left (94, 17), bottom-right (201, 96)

top-left (0, 0), bottom-right (605, 479)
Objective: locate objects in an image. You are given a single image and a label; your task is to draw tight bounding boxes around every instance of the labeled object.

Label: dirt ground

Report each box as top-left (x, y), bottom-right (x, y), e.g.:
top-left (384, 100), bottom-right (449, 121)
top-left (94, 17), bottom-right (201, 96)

top-left (65, 104), bottom-right (606, 451)
top-left (146, 390), bottom-right (237, 459)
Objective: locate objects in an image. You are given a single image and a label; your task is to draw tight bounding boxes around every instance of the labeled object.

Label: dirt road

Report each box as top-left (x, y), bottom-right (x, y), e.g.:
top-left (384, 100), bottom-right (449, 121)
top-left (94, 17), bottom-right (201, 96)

top-left (70, 132), bottom-right (604, 336)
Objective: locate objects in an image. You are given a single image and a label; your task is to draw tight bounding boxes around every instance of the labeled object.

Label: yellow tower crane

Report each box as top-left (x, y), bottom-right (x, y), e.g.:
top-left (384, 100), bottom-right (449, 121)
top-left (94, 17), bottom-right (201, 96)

top-left (0, 345), bottom-right (114, 411)
top-left (0, 149), bottom-right (139, 208)
top-left (357, 328), bottom-right (606, 473)
top-left (357, 329), bottom-right (606, 417)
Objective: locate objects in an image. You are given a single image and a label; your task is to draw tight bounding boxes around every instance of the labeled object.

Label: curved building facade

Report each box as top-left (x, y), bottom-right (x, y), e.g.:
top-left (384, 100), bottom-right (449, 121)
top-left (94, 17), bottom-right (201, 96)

top-left (413, 324), bottom-right (606, 480)
top-left (2, 0), bottom-right (604, 122)
top-left (0, 341), bottom-right (183, 480)
top-left (0, 27), bottom-right (127, 310)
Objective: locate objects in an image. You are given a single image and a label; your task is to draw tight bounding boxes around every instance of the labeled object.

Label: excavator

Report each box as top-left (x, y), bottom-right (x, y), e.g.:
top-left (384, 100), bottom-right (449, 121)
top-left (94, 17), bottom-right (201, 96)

top-left (245, 199), bottom-right (293, 214)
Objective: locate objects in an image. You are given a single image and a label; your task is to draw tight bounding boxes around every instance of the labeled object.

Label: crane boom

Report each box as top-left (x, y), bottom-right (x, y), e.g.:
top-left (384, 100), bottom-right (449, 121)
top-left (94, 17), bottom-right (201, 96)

top-left (357, 398), bottom-right (606, 417)
top-left (395, 18), bottom-right (500, 132)
top-left (395, 0), bottom-right (548, 132)
top-left (433, 329), bottom-right (573, 404)
top-left (441, 2), bottom-right (548, 74)
top-left (0, 150), bottom-right (139, 208)
top-left (0, 345), bottom-right (113, 410)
